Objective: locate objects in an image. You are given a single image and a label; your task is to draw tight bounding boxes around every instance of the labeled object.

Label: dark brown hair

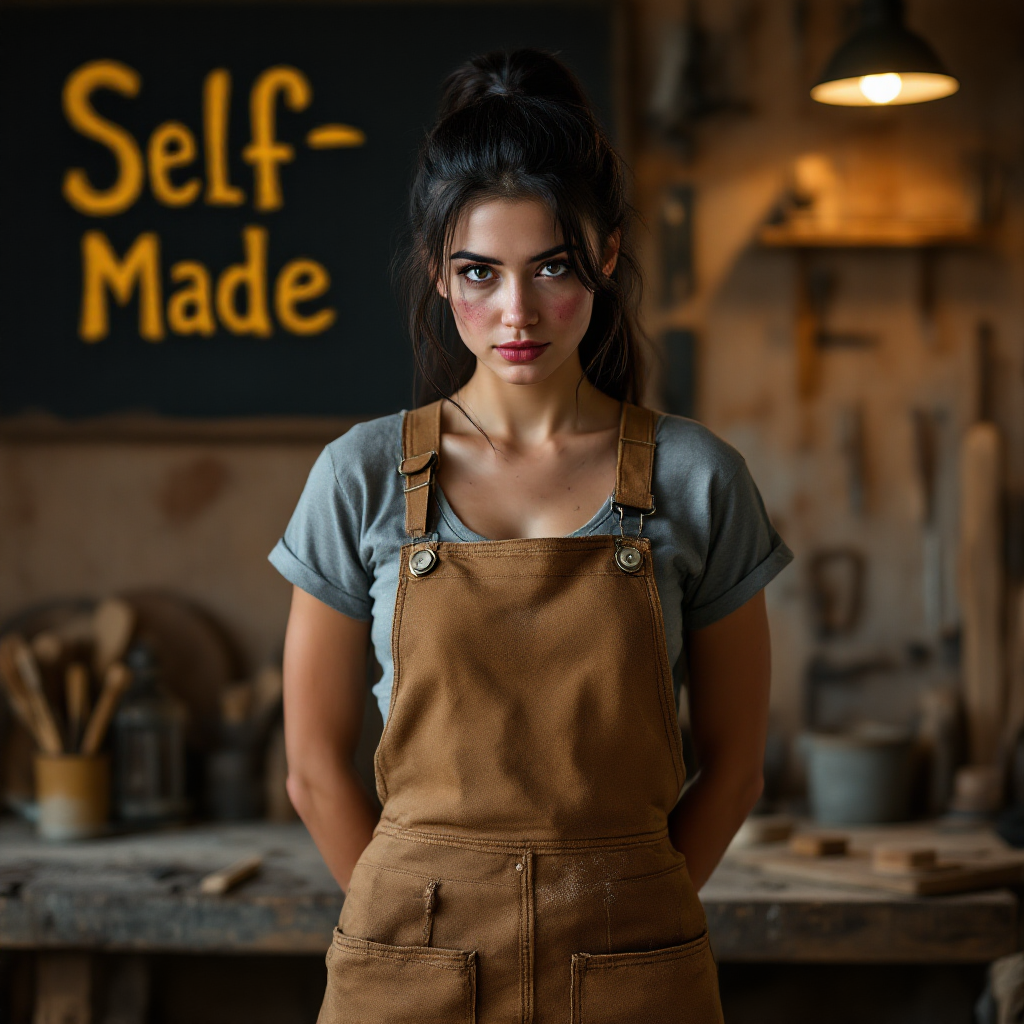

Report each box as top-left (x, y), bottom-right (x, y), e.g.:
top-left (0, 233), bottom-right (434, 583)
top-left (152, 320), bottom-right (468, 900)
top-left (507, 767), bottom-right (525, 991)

top-left (397, 49), bottom-right (646, 407)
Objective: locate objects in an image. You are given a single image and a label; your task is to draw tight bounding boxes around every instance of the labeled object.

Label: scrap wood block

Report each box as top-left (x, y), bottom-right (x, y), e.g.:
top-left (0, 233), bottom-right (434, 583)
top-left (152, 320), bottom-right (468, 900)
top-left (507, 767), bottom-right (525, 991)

top-left (789, 833), bottom-right (848, 857)
top-left (872, 845), bottom-right (938, 875)
top-left (199, 855), bottom-right (263, 895)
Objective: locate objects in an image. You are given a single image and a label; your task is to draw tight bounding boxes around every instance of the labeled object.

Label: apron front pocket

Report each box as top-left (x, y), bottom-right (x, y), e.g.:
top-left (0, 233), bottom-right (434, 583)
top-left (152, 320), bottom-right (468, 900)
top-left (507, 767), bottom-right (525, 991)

top-left (569, 930), bottom-right (723, 1024)
top-left (319, 929), bottom-right (477, 1024)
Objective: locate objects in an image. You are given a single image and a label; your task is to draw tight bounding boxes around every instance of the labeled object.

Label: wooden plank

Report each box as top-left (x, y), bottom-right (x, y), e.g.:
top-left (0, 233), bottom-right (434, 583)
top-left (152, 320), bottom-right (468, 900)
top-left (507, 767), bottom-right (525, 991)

top-left (704, 860), bottom-right (1017, 963)
top-left (759, 221), bottom-right (982, 249)
top-left (732, 847), bottom-right (1024, 896)
top-left (0, 821), bottom-right (339, 954)
top-left (0, 820), bottom-right (1017, 964)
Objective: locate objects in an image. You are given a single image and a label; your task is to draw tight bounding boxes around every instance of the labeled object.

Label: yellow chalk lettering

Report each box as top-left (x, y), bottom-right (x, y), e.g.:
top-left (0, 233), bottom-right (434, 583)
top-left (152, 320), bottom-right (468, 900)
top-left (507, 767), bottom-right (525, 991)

top-left (168, 261), bottom-right (215, 336)
top-left (203, 69), bottom-right (245, 207)
top-left (215, 226), bottom-right (272, 336)
top-left (275, 259), bottom-right (335, 335)
top-left (79, 231), bottom-right (164, 342)
top-left (62, 61), bottom-right (144, 217)
top-left (148, 122), bottom-right (201, 207)
top-left (242, 66), bottom-right (312, 212)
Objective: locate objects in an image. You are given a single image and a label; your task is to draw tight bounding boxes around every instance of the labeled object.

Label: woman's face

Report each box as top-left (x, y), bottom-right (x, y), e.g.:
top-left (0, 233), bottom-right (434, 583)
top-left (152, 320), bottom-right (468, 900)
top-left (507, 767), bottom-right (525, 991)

top-left (440, 198), bottom-right (617, 386)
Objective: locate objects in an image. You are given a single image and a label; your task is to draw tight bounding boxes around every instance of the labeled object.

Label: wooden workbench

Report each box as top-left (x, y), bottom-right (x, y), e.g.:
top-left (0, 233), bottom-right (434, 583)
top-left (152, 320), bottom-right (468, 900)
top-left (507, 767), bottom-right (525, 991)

top-left (0, 819), bottom-right (1017, 964)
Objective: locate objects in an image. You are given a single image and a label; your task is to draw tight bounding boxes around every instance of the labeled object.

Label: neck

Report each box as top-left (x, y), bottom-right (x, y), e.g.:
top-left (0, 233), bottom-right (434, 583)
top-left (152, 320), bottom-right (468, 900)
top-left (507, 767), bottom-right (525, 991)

top-left (452, 353), bottom-right (620, 442)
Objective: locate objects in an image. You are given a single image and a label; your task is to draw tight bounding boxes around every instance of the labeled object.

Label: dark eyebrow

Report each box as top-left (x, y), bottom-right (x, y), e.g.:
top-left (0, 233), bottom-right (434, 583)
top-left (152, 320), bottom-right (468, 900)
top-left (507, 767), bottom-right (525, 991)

top-left (529, 244), bottom-right (571, 263)
top-left (450, 250), bottom-right (502, 265)
top-left (449, 244), bottom-right (572, 266)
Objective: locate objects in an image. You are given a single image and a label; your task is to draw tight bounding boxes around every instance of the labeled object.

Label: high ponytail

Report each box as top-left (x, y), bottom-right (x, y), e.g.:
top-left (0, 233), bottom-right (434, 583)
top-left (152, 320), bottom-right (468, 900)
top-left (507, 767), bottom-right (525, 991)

top-left (397, 49), bottom-right (646, 407)
top-left (436, 49), bottom-right (591, 118)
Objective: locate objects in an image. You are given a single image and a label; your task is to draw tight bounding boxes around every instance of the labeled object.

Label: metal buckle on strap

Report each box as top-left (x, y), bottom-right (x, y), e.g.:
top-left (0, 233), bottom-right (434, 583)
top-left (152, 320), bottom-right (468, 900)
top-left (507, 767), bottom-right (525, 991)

top-left (610, 496), bottom-right (656, 541)
top-left (397, 450), bottom-right (438, 476)
top-left (397, 451), bottom-right (438, 493)
top-left (610, 497), bottom-right (655, 573)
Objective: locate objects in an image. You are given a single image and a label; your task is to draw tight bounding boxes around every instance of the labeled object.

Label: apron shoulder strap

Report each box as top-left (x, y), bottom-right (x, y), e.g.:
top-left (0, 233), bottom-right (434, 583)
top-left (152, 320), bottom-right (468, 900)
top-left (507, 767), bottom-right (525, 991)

top-left (399, 400), bottom-right (443, 538)
top-left (614, 403), bottom-right (658, 511)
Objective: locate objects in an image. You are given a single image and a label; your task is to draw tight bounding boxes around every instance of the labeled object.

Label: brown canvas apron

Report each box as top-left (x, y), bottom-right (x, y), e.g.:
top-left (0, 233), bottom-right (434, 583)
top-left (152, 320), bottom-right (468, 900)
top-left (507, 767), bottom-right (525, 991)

top-left (318, 400), bottom-right (724, 1024)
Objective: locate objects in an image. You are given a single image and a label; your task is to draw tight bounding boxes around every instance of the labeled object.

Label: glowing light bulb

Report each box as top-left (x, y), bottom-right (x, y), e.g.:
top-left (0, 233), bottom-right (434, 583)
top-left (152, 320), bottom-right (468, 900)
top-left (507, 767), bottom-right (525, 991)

top-left (859, 73), bottom-right (903, 104)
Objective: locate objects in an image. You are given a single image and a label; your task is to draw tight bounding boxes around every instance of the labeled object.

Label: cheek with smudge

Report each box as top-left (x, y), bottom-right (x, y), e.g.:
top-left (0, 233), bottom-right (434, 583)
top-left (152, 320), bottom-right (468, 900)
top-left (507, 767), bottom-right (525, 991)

top-left (453, 278), bottom-right (491, 329)
top-left (551, 292), bottom-right (586, 323)
top-left (456, 296), bottom-right (489, 328)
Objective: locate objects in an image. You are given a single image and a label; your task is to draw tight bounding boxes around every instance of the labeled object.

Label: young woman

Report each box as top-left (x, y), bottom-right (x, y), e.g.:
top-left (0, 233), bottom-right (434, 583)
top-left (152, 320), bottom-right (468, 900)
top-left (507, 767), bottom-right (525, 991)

top-left (270, 49), bottom-right (792, 1024)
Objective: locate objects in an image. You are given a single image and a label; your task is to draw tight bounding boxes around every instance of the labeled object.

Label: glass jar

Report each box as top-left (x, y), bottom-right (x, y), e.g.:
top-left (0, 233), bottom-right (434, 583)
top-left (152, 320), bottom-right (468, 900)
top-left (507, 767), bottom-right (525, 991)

top-left (113, 644), bottom-right (189, 823)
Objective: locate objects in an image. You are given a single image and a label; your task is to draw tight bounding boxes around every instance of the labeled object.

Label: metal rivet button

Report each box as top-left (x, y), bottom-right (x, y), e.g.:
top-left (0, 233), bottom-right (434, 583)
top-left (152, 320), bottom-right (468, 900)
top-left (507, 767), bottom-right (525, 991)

top-left (515, 862), bottom-right (523, 872)
top-left (409, 548), bottom-right (438, 577)
top-left (614, 545), bottom-right (642, 573)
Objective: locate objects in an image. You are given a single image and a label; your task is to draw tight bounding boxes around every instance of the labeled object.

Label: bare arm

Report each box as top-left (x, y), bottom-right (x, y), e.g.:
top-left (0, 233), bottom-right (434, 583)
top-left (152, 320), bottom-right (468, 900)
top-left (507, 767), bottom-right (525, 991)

top-left (667, 589), bottom-right (771, 890)
top-left (282, 586), bottom-right (380, 891)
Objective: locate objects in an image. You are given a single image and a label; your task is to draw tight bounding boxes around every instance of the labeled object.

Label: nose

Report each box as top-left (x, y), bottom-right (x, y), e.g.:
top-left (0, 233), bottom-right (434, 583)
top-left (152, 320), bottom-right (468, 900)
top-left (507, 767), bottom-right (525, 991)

top-left (501, 277), bottom-right (539, 332)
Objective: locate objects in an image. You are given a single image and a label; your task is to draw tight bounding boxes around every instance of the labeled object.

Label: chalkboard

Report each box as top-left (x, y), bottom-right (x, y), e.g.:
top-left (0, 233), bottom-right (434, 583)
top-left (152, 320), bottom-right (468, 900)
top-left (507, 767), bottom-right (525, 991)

top-left (0, 3), bottom-right (614, 420)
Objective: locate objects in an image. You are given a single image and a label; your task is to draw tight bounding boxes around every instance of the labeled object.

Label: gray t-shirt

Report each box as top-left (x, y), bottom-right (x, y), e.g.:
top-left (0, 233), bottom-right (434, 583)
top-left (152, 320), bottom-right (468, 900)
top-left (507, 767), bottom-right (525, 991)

top-left (269, 410), bottom-right (794, 725)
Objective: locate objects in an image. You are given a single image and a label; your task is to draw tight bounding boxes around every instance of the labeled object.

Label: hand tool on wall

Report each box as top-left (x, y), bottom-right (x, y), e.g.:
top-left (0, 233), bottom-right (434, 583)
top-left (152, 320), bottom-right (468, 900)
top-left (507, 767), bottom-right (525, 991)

top-left (912, 407), bottom-right (946, 637)
top-left (81, 663), bottom-right (133, 757)
top-left (808, 548), bottom-right (865, 639)
top-left (795, 251), bottom-right (818, 399)
top-left (917, 249), bottom-right (938, 349)
top-left (958, 322), bottom-right (1005, 768)
top-left (838, 405), bottom-right (867, 515)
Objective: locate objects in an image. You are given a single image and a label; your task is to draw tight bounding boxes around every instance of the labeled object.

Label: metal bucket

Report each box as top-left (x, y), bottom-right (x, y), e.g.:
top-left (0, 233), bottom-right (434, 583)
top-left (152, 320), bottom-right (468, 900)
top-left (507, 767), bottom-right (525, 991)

top-left (803, 725), bottom-right (914, 825)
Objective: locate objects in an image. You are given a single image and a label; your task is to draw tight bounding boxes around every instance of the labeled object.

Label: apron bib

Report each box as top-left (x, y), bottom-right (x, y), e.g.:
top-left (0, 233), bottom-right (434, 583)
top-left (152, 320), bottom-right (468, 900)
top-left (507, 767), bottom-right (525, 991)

top-left (317, 400), bottom-right (724, 1024)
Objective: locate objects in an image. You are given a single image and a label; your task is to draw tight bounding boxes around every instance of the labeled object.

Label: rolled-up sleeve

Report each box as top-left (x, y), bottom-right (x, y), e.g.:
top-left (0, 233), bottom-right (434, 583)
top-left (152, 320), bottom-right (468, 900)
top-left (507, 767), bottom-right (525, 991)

top-left (268, 444), bottom-right (372, 621)
top-left (683, 460), bottom-right (793, 630)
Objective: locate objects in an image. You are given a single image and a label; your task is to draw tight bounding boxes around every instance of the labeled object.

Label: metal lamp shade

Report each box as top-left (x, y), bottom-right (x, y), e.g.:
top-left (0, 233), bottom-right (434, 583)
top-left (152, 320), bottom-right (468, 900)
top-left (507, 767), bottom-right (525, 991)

top-left (812, 0), bottom-right (959, 106)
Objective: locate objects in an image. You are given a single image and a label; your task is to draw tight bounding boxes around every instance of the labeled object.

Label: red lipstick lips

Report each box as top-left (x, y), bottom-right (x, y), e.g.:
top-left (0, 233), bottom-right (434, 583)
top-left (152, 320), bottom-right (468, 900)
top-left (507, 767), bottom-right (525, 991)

top-left (495, 341), bottom-right (550, 363)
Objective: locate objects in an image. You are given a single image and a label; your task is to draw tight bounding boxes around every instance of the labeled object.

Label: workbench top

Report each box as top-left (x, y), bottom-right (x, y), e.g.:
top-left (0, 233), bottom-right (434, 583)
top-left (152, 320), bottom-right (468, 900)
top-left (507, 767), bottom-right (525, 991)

top-left (0, 819), bottom-right (1017, 963)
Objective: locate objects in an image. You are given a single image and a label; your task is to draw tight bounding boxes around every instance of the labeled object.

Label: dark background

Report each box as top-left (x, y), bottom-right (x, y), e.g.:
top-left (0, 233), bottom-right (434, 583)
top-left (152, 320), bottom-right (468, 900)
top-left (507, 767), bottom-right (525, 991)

top-left (0, 3), bottom-right (613, 419)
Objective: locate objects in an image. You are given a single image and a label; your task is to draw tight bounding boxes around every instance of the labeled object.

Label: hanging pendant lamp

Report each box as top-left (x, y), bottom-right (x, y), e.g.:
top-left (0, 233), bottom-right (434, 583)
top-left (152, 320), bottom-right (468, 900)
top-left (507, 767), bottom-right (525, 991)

top-left (811, 0), bottom-right (959, 106)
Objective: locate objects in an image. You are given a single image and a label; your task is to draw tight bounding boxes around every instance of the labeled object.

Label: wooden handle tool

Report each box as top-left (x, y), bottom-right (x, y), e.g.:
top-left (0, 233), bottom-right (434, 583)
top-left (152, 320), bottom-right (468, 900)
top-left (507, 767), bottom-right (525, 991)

top-left (65, 663), bottom-right (91, 754)
top-left (11, 638), bottom-right (63, 755)
top-left (92, 599), bottom-right (136, 678)
top-left (0, 634), bottom-right (42, 744)
top-left (81, 663), bottom-right (133, 756)
top-left (959, 419), bottom-right (1004, 764)
top-left (199, 856), bottom-right (263, 895)
top-left (30, 631), bottom-right (63, 667)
